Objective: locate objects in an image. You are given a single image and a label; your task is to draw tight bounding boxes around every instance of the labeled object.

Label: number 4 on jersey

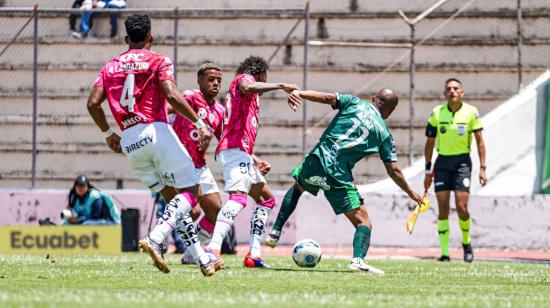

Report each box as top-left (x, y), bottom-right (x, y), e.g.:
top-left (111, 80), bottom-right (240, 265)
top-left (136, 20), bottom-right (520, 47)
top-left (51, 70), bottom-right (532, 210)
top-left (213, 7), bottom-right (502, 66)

top-left (120, 74), bottom-right (136, 112)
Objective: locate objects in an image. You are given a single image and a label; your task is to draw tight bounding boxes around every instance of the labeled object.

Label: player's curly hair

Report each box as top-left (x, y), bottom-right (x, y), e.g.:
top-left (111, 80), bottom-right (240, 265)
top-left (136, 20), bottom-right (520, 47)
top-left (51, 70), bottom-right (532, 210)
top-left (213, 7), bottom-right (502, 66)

top-left (235, 56), bottom-right (269, 76)
top-left (125, 14), bottom-right (151, 43)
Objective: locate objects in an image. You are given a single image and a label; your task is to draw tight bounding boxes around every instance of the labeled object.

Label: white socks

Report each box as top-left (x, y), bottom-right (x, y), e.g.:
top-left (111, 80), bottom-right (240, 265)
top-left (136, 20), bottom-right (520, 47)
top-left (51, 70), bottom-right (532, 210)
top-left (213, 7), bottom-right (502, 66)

top-left (249, 205), bottom-right (272, 257)
top-left (208, 199), bottom-right (245, 252)
top-left (148, 193), bottom-right (194, 244)
top-left (175, 214), bottom-right (209, 265)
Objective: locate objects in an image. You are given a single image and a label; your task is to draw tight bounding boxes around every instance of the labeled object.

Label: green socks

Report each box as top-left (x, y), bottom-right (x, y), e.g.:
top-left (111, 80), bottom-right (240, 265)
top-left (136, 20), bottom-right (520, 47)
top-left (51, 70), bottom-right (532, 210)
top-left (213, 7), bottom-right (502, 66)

top-left (272, 186), bottom-right (301, 232)
top-left (459, 218), bottom-right (471, 245)
top-left (437, 220), bottom-right (450, 257)
top-left (352, 225), bottom-right (371, 259)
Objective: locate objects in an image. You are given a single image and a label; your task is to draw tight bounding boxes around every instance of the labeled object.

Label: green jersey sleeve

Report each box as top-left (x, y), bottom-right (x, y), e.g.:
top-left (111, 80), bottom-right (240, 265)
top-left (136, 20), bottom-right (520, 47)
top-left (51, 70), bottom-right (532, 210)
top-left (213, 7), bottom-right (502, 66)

top-left (379, 135), bottom-right (398, 162)
top-left (469, 107), bottom-right (483, 131)
top-left (334, 93), bottom-right (357, 110)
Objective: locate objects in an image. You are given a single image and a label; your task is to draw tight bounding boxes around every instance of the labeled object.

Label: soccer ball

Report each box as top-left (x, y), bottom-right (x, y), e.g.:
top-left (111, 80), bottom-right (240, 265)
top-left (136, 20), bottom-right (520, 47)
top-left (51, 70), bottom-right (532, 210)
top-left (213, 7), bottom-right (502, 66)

top-left (292, 239), bottom-right (322, 268)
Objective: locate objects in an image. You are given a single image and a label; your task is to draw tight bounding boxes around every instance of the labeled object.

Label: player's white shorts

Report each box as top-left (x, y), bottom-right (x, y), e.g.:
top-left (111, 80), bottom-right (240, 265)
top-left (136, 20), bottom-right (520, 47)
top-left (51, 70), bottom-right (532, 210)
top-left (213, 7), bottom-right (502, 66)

top-left (195, 166), bottom-right (219, 195)
top-left (216, 148), bottom-right (266, 193)
top-left (121, 122), bottom-right (198, 192)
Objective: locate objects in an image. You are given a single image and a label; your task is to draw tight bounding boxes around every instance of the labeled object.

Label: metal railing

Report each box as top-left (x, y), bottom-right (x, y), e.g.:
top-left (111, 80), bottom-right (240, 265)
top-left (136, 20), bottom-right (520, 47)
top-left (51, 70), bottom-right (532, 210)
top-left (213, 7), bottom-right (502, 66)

top-left (0, 5), bottom-right (309, 188)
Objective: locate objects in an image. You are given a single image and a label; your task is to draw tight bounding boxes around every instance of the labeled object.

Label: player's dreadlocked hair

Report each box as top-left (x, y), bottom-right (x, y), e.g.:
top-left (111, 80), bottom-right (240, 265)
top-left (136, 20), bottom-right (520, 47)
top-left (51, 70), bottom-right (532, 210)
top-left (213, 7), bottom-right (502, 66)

top-left (235, 56), bottom-right (269, 76)
top-left (197, 62), bottom-right (222, 77)
top-left (125, 14), bottom-right (151, 43)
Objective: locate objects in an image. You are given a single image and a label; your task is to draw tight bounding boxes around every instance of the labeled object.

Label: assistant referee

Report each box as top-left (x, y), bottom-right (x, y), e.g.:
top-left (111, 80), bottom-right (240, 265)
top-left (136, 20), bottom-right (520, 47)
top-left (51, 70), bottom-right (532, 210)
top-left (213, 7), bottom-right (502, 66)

top-left (424, 78), bottom-right (487, 263)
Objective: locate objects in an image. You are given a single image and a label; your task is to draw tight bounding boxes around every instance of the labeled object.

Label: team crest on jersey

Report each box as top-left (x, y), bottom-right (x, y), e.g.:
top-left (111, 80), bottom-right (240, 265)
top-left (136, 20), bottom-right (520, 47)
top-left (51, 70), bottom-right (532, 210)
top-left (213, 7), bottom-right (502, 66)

top-left (197, 108), bottom-right (207, 120)
top-left (251, 117), bottom-right (257, 128)
top-left (209, 113), bottom-right (215, 124)
top-left (305, 176), bottom-right (331, 190)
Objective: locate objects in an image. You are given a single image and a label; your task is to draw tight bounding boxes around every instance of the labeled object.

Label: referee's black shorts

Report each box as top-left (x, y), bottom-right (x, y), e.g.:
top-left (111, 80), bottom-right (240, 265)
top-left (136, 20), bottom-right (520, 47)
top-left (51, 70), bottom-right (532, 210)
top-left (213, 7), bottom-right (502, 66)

top-left (434, 154), bottom-right (472, 192)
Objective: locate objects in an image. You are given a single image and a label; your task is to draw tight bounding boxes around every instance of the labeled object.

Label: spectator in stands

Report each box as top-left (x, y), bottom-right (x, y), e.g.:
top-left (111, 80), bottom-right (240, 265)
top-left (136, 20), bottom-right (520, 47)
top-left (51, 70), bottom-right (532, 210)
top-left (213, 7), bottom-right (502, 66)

top-left (69, 0), bottom-right (85, 35)
top-left (62, 175), bottom-right (121, 225)
top-left (71, 0), bottom-right (127, 39)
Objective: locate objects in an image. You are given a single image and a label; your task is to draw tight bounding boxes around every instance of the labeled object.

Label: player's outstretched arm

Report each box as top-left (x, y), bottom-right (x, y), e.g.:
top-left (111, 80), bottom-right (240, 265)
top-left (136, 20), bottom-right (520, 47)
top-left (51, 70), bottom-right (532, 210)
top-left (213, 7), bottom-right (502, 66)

top-left (239, 78), bottom-right (298, 95)
top-left (87, 86), bottom-right (121, 153)
top-left (289, 90), bottom-right (338, 108)
top-left (160, 80), bottom-right (211, 150)
top-left (384, 161), bottom-right (423, 206)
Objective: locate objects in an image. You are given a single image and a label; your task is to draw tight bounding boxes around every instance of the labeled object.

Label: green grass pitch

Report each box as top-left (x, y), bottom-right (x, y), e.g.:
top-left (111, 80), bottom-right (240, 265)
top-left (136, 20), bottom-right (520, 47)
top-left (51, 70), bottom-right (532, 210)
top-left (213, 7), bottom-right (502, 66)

top-left (0, 253), bottom-right (549, 307)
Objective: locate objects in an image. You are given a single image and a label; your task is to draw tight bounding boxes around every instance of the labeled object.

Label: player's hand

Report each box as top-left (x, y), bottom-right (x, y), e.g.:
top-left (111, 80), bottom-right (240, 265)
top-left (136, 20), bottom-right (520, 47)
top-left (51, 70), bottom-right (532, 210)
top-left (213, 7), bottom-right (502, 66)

top-left (423, 174), bottom-right (433, 190)
top-left (106, 133), bottom-right (122, 153)
top-left (408, 191), bottom-right (424, 207)
top-left (197, 127), bottom-right (212, 151)
top-left (280, 83), bottom-right (299, 94)
top-left (255, 159), bottom-right (272, 175)
top-left (287, 90), bottom-right (302, 112)
top-left (479, 168), bottom-right (487, 186)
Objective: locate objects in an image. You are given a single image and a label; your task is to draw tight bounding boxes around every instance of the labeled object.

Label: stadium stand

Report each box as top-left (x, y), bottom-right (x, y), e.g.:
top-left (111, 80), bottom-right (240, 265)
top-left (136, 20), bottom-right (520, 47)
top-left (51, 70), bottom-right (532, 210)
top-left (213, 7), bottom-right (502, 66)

top-left (1, 0), bottom-right (549, 189)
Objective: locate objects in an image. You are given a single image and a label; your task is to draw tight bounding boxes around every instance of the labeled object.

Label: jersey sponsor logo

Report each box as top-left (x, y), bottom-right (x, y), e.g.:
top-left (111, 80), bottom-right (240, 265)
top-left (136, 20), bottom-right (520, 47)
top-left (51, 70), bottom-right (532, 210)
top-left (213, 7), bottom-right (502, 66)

top-left (125, 136), bottom-right (153, 154)
top-left (197, 108), bottom-right (207, 120)
top-left (119, 53), bottom-right (143, 62)
top-left (305, 176), bottom-right (331, 190)
top-left (121, 115), bottom-right (144, 129)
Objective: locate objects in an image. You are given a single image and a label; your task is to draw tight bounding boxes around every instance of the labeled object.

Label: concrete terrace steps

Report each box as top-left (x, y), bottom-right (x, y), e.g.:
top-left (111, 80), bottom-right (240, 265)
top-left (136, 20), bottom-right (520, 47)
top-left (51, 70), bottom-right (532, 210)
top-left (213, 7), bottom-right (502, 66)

top-left (0, 94), bottom-right (506, 132)
top-left (3, 0), bottom-right (549, 12)
top-left (1, 68), bottom-right (539, 97)
top-left (2, 42), bottom-right (549, 70)
top-left (1, 10), bottom-right (550, 42)
top-left (1, 1), bottom-right (548, 188)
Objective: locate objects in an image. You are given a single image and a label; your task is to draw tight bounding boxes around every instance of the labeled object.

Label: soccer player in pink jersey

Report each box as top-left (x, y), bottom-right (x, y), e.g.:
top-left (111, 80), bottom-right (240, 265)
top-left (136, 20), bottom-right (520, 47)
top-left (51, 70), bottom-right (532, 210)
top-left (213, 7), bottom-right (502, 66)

top-left (171, 63), bottom-right (225, 257)
top-left (207, 56), bottom-right (302, 268)
top-left (86, 14), bottom-right (220, 276)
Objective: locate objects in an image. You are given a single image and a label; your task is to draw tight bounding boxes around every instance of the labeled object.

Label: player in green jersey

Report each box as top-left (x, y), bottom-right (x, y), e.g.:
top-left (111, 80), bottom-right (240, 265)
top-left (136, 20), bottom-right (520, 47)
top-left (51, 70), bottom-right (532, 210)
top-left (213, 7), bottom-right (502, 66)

top-left (266, 88), bottom-right (424, 274)
top-left (424, 78), bottom-right (487, 263)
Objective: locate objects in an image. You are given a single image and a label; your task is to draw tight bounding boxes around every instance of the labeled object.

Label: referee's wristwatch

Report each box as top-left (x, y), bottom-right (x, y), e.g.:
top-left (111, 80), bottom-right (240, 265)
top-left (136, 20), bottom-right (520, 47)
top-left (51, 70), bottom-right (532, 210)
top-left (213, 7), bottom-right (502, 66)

top-left (480, 165), bottom-right (487, 170)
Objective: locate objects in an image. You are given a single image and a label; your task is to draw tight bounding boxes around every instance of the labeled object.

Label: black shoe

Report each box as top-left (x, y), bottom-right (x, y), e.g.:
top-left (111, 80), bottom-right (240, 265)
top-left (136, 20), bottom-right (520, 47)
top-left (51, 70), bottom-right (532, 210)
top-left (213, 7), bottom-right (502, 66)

top-left (438, 255), bottom-right (450, 262)
top-left (463, 243), bottom-right (474, 263)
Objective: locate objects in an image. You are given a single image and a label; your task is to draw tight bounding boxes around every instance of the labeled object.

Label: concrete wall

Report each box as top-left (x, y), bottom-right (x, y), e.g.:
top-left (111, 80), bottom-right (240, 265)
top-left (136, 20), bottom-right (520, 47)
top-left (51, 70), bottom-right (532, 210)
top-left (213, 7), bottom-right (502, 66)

top-left (1, 189), bottom-right (549, 249)
top-left (1, 2), bottom-right (549, 189)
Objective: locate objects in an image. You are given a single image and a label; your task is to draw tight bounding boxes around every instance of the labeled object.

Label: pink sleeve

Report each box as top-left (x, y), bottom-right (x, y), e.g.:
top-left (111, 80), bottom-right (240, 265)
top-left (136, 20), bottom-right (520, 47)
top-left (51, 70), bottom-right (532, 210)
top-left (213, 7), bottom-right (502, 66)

top-left (93, 68), bottom-right (104, 88)
top-left (158, 56), bottom-right (176, 83)
top-left (242, 74), bottom-right (255, 83)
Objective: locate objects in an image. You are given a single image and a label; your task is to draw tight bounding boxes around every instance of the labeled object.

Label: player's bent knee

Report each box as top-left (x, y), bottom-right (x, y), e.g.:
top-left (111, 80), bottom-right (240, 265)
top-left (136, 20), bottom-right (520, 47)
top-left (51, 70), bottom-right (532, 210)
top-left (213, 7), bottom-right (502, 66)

top-left (229, 192), bottom-right (248, 207)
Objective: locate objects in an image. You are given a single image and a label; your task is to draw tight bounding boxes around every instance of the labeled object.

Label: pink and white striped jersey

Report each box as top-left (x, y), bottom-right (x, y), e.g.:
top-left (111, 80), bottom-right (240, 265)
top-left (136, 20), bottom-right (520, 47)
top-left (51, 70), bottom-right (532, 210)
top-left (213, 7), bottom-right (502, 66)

top-left (93, 49), bottom-right (175, 131)
top-left (172, 89), bottom-right (225, 168)
top-left (216, 73), bottom-right (260, 155)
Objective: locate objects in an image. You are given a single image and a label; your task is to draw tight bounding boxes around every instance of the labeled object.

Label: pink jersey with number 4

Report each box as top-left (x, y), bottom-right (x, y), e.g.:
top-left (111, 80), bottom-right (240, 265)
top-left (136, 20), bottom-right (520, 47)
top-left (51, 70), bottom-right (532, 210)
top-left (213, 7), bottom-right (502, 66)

top-left (93, 49), bottom-right (175, 131)
top-left (172, 89), bottom-right (225, 168)
top-left (216, 73), bottom-right (260, 155)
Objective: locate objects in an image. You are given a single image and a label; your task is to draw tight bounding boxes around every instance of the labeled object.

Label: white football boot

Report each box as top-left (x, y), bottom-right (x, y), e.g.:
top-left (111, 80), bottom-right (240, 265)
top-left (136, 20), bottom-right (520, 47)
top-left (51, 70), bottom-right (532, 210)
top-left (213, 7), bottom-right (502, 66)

top-left (348, 257), bottom-right (385, 275)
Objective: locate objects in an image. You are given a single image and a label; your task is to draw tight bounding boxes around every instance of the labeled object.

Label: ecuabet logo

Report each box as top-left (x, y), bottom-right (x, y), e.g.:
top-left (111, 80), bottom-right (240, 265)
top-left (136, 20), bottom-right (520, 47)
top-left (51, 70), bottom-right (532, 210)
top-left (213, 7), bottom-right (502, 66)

top-left (0, 226), bottom-right (121, 254)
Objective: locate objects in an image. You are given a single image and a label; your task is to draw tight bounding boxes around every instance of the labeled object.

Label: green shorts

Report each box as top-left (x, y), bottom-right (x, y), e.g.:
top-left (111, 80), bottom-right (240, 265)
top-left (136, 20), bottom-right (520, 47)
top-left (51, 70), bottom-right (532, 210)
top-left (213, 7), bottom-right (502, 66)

top-left (292, 154), bottom-right (363, 215)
